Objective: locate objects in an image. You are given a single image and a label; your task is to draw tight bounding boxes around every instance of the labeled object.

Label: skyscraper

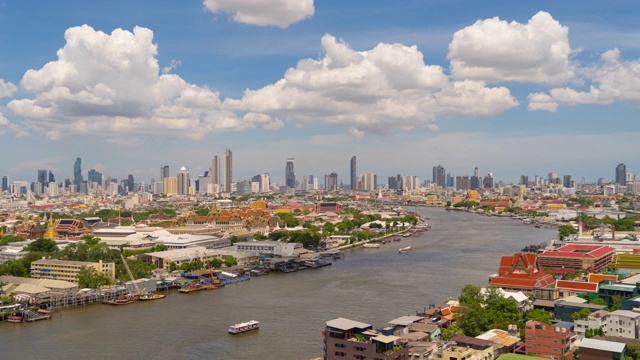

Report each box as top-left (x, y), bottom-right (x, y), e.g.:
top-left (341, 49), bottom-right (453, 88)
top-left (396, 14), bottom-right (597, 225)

top-left (37, 169), bottom-right (47, 185)
top-left (483, 173), bottom-right (494, 188)
top-left (88, 169), bottom-right (103, 183)
top-left (224, 149), bottom-right (232, 193)
top-left (563, 175), bottom-right (572, 188)
top-left (210, 155), bottom-right (220, 186)
top-left (616, 163), bottom-right (627, 185)
top-left (285, 158), bottom-right (295, 188)
top-left (127, 174), bottom-right (135, 193)
top-left (470, 167), bottom-right (481, 190)
top-left (177, 166), bottom-right (190, 195)
top-left (350, 156), bottom-right (356, 190)
top-left (73, 157), bottom-right (83, 188)
top-left (2, 176), bottom-right (8, 192)
top-left (160, 165), bottom-right (170, 182)
top-left (433, 165), bottom-right (446, 188)
top-left (48, 170), bottom-right (55, 184)
top-left (520, 175), bottom-right (529, 186)
top-left (325, 172), bottom-right (338, 191)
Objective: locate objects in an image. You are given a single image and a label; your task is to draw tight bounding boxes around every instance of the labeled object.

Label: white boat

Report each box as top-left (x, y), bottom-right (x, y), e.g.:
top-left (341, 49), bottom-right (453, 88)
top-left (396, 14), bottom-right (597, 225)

top-left (229, 320), bottom-right (260, 334)
top-left (363, 243), bottom-right (380, 248)
top-left (399, 246), bottom-right (412, 253)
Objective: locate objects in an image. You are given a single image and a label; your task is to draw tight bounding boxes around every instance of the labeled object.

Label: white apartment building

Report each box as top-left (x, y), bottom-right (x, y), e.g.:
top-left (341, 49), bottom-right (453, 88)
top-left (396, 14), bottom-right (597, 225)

top-left (574, 310), bottom-right (608, 339)
top-left (605, 310), bottom-right (640, 339)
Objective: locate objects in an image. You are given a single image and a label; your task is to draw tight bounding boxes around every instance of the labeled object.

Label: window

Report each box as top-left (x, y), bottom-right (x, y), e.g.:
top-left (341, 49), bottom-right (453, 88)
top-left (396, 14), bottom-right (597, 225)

top-left (334, 351), bottom-right (346, 357)
top-left (335, 343), bottom-right (345, 348)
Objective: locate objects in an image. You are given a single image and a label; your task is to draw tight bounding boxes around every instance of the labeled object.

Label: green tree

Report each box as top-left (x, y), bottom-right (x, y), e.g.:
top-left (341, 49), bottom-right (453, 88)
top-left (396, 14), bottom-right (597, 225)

top-left (253, 233), bottom-right (267, 240)
top-left (26, 238), bottom-right (58, 253)
top-left (459, 284), bottom-right (483, 305)
top-left (323, 222), bottom-right (335, 234)
top-left (0, 260), bottom-right (28, 277)
top-left (611, 295), bottom-right (623, 311)
top-left (210, 258), bottom-right (222, 269)
top-left (440, 324), bottom-right (464, 340)
top-left (592, 297), bottom-right (607, 306)
top-left (525, 309), bottom-right (552, 324)
top-left (224, 256), bottom-right (238, 267)
top-left (558, 224), bottom-right (578, 240)
top-left (457, 302), bottom-right (489, 337)
top-left (625, 344), bottom-right (640, 360)
top-left (77, 266), bottom-right (111, 288)
top-left (169, 262), bottom-right (178, 272)
top-left (571, 308), bottom-right (592, 321)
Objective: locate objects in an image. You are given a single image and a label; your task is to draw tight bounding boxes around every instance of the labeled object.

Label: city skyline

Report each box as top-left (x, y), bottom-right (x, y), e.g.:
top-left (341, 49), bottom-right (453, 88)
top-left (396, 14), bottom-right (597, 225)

top-left (0, 1), bottom-right (638, 182)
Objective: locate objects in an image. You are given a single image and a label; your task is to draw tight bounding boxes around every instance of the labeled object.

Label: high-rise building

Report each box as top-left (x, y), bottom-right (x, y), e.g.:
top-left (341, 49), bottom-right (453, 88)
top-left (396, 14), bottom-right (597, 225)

top-left (163, 176), bottom-right (177, 196)
top-left (350, 156), bottom-right (356, 190)
top-left (1, 176), bottom-right (8, 192)
top-left (37, 169), bottom-right (47, 192)
top-left (224, 149), bottom-right (233, 193)
top-left (88, 169), bottom-right (103, 184)
top-left (520, 175), bottom-right (529, 186)
top-left (73, 157), bottom-right (83, 188)
top-left (433, 165), bottom-right (446, 188)
top-left (160, 165), bottom-right (170, 182)
top-left (325, 173), bottom-right (338, 191)
top-left (455, 176), bottom-right (470, 190)
top-left (470, 167), bottom-right (481, 190)
top-left (361, 172), bottom-right (376, 191)
top-left (127, 174), bottom-right (135, 193)
top-left (285, 158), bottom-right (295, 189)
top-left (177, 166), bottom-right (190, 195)
top-left (260, 173), bottom-right (270, 193)
top-left (211, 155), bottom-right (220, 186)
top-left (483, 173), bottom-right (494, 188)
top-left (388, 176), bottom-right (398, 190)
top-left (48, 170), bottom-right (55, 184)
top-left (563, 175), bottom-right (572, 188)
top-left (548, 171), bottom-right (558, 184)
top-left (616, 163), bottom-right (627, 185)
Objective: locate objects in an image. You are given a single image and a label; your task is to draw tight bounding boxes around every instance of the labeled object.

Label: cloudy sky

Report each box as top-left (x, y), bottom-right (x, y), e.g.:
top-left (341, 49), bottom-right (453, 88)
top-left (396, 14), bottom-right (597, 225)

top-left (0, 0), bottom-right (639, 186)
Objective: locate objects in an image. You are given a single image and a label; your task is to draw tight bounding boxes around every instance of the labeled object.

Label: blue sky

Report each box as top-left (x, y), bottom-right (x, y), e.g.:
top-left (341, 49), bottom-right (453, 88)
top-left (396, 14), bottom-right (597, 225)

top-left (0, 0), bottom-right (639, 186)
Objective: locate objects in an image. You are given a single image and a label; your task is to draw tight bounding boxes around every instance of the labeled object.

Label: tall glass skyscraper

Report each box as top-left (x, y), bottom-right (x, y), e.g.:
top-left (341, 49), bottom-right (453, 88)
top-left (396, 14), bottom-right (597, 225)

top-left (616, 163), bottom-right (627, 185)
top-left (224, 149), bottom-right (232, 193)
top-left (73, 158), bottom-right (83, 188)
top-left (285, 158), bottom-right (295, 188)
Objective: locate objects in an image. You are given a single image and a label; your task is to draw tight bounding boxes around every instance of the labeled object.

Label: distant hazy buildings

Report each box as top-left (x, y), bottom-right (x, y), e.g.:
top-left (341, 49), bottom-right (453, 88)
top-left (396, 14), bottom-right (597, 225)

top-left (210, 155), bottom-right (220, 188)
top-left (455, 176), bottom-right (470, 190)
top-left (73, 157), bottom-right (83, 190)
top-left (325, 172), bottom-right (338, 191)
top-left (177, 166), bottom-right (189, 195)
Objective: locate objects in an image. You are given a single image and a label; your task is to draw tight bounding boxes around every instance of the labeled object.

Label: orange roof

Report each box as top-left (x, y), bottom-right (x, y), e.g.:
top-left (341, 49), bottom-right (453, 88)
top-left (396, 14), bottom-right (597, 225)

top-left (588, 274), bottom-right (618, 283)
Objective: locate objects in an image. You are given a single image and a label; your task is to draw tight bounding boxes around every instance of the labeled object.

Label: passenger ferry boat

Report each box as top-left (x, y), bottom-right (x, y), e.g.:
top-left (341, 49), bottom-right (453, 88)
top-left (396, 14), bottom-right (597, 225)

top-left (229, 320), bottom-right (260, 334)
top-left (363, 243), bottom-right (380, 248)
top-left (398, 246), bottom-right (412, 253)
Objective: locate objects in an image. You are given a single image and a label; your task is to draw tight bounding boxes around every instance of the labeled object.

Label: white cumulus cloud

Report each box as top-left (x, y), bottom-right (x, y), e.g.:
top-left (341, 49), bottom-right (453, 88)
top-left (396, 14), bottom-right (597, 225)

top-left (203, 0), bottom-right (314, 28)
top-left (529, 48), bottom-right (640, 111)
top-left (448, 11), bottom-right (575, 84)
top-left (8, 25), bottom-right (253, 141)
top-left (224, 34), bottom-right (518, 135)
top-left (0, 79), bottom-right (17, 98)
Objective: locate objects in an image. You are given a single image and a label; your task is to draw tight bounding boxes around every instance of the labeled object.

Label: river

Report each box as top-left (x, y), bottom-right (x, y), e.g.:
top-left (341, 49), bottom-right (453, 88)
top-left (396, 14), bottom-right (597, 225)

top-left (0, 207), bottom-right (556, 360)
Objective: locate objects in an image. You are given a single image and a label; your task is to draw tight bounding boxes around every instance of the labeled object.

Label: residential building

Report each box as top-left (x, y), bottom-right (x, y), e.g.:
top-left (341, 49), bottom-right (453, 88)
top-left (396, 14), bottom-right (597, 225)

top-left (325, 172), bottom-right (338, 191)
top-left (163, 176), bottom-right (177, 196)
top-left (605, 310), bottom-right (640, 339)
top-left (160, 165), bottom-right (170, 181)
top-left (433, 165), bottom-right (446, 188)
top-left (323, 317), bottom-right (409, 360)
top-left (455, 176), bottom-right (470, 191)
top-left (439, 335), bottom-right (494, 360)
top-left (31, 259), bottom-right (115, 285)
top-left (176, 166), bottom-right (190, 195)
top-left (210, 155), bottom-right (220, 187)
top-left (524, 320), bottom-right (572, 359)
top-left (574, 310), bottom-right (608, 339)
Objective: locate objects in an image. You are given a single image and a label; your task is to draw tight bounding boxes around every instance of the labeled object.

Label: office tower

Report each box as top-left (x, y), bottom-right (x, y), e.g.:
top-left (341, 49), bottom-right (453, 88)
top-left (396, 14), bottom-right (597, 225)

top-left (446, 173), bottom-right (454, 188)
top-left (2, 176), bottom-right (7, 192)
top-left (520, 175), bottom-right (529, 186)
top-left (73, 157), bottom-right (83, 188)
top-left (37, 169), bottom-right (47, 188)
top-left (616, 163), bottom-right (627, 185)
top-left (483, 173), bottom-right (494, 188)
top-left (160, 165), bottom-right (170, 182)
top-left (211, 155), bottom-right (220, 186)
top-left (88, 169), bottom-right (103, 183)
top-left (259, 173), bottom-right (270, 193)
top-left (224, 149), bottom-right (232, 193)
top-left (127, 174), bottom-right (135, 193)
top-left (548, 171), bottom-right (558, 184)
top-left (432, 165), bottom-right (446, 188)
top-left (563, 175), bottom-right (572, 188)
top-left (388, 176), bottom-right (398, 190)
top-left (325, 172), bottom-right (338, 191)
top-left (48, 170), bottom-right (55, 184)
top-left (350, 156), bottom-right (356, 190)
top-left (470, 167), bottom-right (481, 190)
top-left (285, 158), bottom-right (296, 189)
top-left (177, 166), bottom-right (190, 195)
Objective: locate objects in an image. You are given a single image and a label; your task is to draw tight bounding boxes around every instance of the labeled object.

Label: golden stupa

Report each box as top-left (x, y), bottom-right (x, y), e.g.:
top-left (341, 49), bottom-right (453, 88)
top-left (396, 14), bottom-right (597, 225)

top-left (43, 212), bottom-right (58, 239)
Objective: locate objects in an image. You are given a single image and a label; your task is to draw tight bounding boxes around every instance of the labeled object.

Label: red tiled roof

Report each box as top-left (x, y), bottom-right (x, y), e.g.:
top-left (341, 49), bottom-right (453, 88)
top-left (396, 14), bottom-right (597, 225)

top-left (588, 274), bottom-right (618, 283)
top-left (539, 244), bottom-right (615, 259)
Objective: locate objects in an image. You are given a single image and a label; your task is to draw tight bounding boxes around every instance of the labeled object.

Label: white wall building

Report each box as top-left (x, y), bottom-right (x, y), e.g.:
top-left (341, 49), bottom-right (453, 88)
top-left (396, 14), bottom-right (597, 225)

top-left (605, 310), bottom-right (640, 339)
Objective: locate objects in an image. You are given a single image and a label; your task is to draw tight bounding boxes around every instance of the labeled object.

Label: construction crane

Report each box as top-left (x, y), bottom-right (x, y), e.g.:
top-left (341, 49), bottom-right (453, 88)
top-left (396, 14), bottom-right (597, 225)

top-left (120, 254), bottom-right (142, 296)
